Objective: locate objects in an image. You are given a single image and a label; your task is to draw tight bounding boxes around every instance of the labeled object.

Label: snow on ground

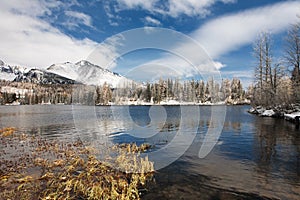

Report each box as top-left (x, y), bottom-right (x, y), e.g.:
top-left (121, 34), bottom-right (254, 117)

top-left (160, 100), bottom-right (182, 105)
top-left (0, 72), bottom-right (16, 81)
top-left (256, 107), bottom-right (266, 114)
top-left (261, 109), bottom-right (275, 117)
top-left (248, 106), bottom-right (266, 115)
top-left (284, 112), bottom-right (300, 120)
top-left (110, 99), bottom-right (227, 106)
top-left (12, 65), bottom-right (31, 74)
top-left (5, 101), bottom-right (20, 106)
top-left (249, 106), bottom-right (300, 125)
top-left (249, 107), bottom-right (256, 113)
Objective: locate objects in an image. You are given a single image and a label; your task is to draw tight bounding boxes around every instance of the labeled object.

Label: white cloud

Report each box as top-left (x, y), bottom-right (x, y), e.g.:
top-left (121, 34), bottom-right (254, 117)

top-left (144, 16), bottom-right (162, 26)
top-left (87, 34), bottom-right (125, 69)
top-left (64, 10), bottom-right (93, 28)
top-left (117, 0), bottom-right (159, 10)
top-left (107, 27), bottom-right (223, 80)
top-left (0, 0), bottom-right (53, 17)
top-left (167, 0), bottom-right (233, 17)
top-left (220, 70), bottom-right (255, 87)
top-left (0, 0), bottom-right (110, 68)
top-left (104, 2), bottom-right (121, 27)
top-left (115, 0), bottom-right (236, 17)
top-left (131, 1), bottom-right (300, 80)
top-left (193, 1), bottom-right (300, 58)
top-left (108, 20), bottom-right (119, 27)
top-left (221, 70), bottom-right (254, 79)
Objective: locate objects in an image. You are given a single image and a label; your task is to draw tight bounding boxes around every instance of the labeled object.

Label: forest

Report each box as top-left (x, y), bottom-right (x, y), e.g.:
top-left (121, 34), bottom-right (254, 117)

top-left (0, 77), bottom-right (251, 105)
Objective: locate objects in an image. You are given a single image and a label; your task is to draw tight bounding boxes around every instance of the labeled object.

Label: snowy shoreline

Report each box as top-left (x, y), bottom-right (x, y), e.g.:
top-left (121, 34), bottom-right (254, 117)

top-left (3, 98), bottom-right (251, 106)
top-left (248, 105), bottom-right (300, 124)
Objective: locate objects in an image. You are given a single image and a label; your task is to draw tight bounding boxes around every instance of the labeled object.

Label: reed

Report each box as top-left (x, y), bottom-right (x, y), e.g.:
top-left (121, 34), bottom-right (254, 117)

top-left (0, 127), bottom-right (154, 200)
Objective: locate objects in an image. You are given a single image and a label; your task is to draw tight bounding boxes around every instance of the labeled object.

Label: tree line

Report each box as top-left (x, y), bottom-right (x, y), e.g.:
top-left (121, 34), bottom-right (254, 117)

top-left (252, 21), bottom-right (300, 107)
top-left (0, 80), bottom-right (73, 105)
top-left (0, 77), bottom-right (250, 105)
top-left (109, 78), bottom-right (248, 105)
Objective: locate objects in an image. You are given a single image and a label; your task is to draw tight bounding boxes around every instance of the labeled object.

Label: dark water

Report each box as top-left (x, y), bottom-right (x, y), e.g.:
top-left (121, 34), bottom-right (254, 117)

top-left (0, 105), bottom-right (299, 199)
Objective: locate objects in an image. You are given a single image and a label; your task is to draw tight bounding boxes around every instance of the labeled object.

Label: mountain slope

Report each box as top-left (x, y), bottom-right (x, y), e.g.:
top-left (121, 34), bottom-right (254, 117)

top-left (47, 60), bottom-right (133, 87)
top-left (0, 60), bottom-right (30, 81)
top-left (0, 60), bottom-right (76, 84)
top-left (0, 60), bottom-right (134, 87)
top-left (14, 69), bottom-right (76, 84)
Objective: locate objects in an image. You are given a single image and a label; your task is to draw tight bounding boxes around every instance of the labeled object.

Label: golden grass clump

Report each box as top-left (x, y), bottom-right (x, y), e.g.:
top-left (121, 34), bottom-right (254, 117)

top-left (0, 127), bottom-right (155, 200)
top-left (0, 127), bottom-right (16, 137)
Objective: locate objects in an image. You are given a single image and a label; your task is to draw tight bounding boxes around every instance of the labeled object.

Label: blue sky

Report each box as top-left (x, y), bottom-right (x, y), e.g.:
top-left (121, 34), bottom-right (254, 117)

top-left (0, 0), bottom-right (299, 86)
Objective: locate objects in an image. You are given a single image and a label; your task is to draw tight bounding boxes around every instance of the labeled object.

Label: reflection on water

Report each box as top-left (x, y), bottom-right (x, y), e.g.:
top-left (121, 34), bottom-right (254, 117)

top-left (143, 106), bottom-right (300, 199)
top-left (0, 105), bottom-right (299, 199)
top-left (253, 116), bottom-right (300, 184)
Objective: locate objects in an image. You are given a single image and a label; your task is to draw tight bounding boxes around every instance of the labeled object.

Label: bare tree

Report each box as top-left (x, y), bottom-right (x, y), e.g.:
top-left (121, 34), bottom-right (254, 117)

top-left (284, 21), bottom-right (300, 103)
top-left (252, 32), bottom-right (288, 107)
top-left (253, 32), bottom-right (265, 96)
top-left (253, 32), bottom-right (273, 106)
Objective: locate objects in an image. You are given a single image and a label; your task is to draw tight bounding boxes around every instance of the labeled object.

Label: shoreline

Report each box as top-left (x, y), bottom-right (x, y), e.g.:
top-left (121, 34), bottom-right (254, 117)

top-left (248, 105), bottom-right (300, 126)
top-left (2, 101), bottom-right (251, 106)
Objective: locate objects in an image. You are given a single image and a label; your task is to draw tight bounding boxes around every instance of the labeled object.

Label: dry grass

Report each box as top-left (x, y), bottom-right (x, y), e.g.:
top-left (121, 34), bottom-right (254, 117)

top-left (0, 127), bottom-right (154, 200)
top-left (0, 127), bottom-right (16, 137)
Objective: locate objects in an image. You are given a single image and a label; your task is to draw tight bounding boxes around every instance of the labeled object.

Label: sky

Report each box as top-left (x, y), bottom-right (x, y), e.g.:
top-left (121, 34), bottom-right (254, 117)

top-left (0, 0), bottom-right (299, 86)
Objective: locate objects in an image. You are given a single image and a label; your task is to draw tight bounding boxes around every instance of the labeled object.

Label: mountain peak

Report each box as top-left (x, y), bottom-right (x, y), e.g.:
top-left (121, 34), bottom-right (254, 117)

top-left (75, 60), bottom-right (94, 67)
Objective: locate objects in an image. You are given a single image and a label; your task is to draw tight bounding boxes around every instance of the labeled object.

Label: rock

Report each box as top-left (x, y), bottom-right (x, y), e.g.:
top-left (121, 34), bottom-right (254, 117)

top-left (284, 112), bottom-right (300, 121)
top-left (248, 107), bottom-right (256, 114)
top-left (256, 107), bottom-right (266, 115)
top-left (261, 109), bottom-right (275, 117)
top-left (248, 106), bottom-right (266, 115)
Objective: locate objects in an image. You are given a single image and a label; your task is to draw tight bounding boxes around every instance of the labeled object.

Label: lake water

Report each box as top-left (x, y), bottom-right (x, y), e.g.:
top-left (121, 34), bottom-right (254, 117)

top-left (0, 105), bottom-right (299, 199)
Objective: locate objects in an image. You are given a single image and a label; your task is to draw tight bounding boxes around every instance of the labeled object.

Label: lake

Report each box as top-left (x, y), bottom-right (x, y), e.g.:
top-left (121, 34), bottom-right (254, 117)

top-left (0, 105), bottom-right (299, 199)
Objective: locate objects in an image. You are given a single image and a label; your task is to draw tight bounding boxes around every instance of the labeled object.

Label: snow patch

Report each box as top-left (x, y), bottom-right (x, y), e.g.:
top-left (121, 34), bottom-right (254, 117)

top-left (261, 109), bottom-right (275, 117)
top-left (249, 106), bottom-right (266, 115)
top-left (0, 72), bottom-right (17, 81)
top-left (284, 112), bottom-right (300, 120)
top-left (0, 61), bottom-right (32, 81)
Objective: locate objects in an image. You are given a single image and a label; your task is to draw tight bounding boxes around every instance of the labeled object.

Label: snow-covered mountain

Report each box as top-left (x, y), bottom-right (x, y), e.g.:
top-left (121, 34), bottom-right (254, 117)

top-left (0, 60), bottom-right (134, 87)
top-left (14, 69), bottom-right (76, 84)
top-left (0, 60), bottom-right (30, 81)
top-left (47, 60), bottom-right (133, 87)
top-left (0, 60), bottom-right (75, 84)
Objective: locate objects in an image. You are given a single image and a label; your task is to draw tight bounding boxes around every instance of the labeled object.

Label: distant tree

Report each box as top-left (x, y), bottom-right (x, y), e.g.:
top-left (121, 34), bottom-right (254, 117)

top-left (102, 83), bottom-right (112, 105)
top-left (2, 92), bottom-right (16, 104)
top-left (167, 79), bottom-right (174, 99)
top-left (143, 82), bottom-right (152, 102)
top-left (231, 78), bottom-right (243, 100)
top-left (195, 80), bottom-right (205, 103)
top-left (220, 79), bottom-right (231, 101)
